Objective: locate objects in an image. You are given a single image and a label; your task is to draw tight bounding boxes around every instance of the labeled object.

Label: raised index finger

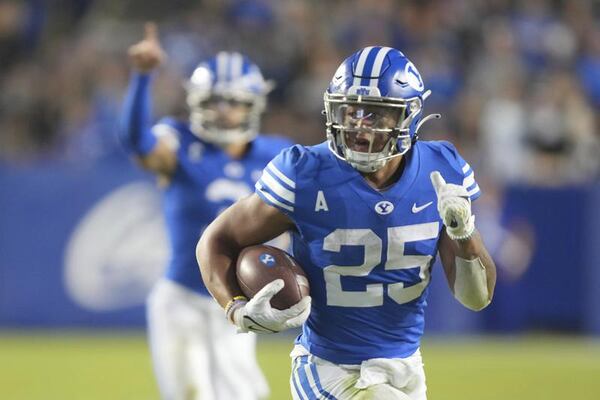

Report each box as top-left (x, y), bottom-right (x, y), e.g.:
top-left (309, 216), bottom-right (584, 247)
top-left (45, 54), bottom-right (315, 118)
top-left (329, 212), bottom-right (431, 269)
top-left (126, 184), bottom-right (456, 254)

top-left (144, 22), bottom-right (159, 41)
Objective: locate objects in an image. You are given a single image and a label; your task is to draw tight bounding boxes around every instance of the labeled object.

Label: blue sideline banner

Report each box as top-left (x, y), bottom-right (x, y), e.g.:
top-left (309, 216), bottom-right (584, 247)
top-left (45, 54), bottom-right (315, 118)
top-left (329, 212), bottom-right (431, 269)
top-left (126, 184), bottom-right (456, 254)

top-left (0, 157), bottom-right (167, 327)
top-left (482, 184), bottom-right (598, 334)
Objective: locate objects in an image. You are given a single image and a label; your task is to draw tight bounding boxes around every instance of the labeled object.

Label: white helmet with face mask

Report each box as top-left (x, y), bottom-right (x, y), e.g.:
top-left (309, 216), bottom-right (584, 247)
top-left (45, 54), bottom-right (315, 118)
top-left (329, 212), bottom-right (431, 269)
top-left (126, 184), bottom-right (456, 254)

top-left (186, 52), bottom-right (273, 146)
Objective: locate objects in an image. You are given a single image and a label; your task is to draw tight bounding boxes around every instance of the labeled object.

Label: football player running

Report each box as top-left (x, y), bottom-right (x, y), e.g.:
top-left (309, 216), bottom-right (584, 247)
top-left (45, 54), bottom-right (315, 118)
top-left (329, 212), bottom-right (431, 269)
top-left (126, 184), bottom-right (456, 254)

top-left (197, 46), bottom-right (496, 399)
top-left (120, 23), bottom-right (292, 400)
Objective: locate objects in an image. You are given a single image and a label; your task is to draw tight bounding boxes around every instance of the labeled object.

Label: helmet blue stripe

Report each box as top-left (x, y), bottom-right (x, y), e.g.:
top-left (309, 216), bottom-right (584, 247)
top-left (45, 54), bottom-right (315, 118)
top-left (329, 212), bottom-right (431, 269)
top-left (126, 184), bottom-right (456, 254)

top-left (369, 46), bottom-right (392, 89)
top-left (241, 57), bottom-right (250, 75)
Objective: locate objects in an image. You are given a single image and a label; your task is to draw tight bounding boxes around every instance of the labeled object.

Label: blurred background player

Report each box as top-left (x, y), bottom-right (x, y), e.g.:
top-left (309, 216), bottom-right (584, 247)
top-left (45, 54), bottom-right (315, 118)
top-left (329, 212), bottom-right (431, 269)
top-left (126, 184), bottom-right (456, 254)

top-left (197, 46), bottom-right (496, 399)
top-left (120, 22), bottom-right (292, 400)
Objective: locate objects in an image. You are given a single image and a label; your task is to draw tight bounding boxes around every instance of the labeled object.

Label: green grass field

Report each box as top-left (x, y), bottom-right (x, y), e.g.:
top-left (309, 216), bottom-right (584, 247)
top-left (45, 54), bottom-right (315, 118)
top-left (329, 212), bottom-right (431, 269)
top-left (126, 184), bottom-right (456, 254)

top-left (1, 332), bottom-right (599, 399)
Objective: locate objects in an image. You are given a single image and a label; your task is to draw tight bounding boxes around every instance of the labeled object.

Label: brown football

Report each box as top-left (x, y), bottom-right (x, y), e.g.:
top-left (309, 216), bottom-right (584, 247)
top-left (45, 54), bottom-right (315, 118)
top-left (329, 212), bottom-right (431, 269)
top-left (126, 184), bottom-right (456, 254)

top-left (236, 245), bottom-right (310, 310)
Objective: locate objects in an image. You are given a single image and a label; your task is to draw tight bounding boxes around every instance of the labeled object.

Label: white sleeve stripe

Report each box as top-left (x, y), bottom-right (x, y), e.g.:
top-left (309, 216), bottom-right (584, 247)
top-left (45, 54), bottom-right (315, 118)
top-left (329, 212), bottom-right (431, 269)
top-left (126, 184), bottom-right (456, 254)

top-left (152, 124), bottom-right (177, 136)
top-left (256, 182), bottom-right (294, 212)
top-left (462, 163), bottom-right (471, 173)
top-left (462, 172), bottom-right (475, 188)
top-left (260, 170), bottom-right (295, 204)
top-left (467, 184), bottom-right (480, 197)
top-left (267, 162), bottom-right (295, 189)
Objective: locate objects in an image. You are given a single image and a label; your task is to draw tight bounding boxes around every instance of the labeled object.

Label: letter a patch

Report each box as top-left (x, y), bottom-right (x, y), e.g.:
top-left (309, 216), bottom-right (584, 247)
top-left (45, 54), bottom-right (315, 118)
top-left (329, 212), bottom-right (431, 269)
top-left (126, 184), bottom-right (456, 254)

top-left (315, 190), bottom-right (329, 212)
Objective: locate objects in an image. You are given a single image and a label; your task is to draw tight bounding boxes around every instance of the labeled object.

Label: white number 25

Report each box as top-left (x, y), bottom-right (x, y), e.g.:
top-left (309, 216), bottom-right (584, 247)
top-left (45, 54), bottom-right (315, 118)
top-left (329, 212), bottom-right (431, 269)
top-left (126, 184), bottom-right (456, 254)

top-left (323, 222), bottom-right (439, 307)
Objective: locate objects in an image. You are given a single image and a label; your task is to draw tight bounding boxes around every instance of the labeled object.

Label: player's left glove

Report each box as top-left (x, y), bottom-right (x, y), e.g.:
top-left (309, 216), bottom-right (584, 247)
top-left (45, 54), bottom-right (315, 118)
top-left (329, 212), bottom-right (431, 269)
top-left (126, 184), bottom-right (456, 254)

top-left (430, 171), bottom-right (475, 241)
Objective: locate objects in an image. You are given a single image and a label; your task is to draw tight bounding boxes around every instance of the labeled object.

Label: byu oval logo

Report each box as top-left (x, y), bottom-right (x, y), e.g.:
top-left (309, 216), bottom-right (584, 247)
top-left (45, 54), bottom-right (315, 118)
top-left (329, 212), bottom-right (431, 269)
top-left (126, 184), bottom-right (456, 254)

top-left (375, 201), bottom-right (394, 215)
top-left (259, 253), bottom-right (276, 267)
top-left (404, 62), bottom-right (424, 91)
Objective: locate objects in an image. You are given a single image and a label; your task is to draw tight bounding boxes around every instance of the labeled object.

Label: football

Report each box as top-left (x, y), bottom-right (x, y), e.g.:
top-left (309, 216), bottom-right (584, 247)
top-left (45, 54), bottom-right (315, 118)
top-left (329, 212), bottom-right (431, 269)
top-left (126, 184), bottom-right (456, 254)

top-left (236, 245), bottom-right (310, 310)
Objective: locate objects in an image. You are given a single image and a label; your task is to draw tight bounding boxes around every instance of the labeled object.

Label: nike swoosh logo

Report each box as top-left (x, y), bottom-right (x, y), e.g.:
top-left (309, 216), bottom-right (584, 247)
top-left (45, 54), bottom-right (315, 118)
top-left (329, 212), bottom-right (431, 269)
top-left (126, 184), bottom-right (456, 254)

top-left (412, 201), bottom-right (433, 213)
top-left (244, 316), bottom-right (278, 333)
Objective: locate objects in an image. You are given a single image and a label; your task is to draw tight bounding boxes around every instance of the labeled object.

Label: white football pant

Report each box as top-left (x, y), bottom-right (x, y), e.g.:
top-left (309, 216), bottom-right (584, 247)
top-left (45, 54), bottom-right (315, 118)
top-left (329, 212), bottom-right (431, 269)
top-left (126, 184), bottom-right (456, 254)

top-left (290, 345), bottom-right (427, 400)
top-left (147, 279), bottom-right (269, 400)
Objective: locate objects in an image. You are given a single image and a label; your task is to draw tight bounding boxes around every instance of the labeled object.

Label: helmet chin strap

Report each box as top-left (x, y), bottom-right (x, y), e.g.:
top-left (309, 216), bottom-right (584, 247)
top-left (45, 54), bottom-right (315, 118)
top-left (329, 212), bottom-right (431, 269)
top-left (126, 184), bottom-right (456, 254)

top-left (189, 114), bottom-right (256, 146)
top-left (345, 149), bottom-right (389, 172)
top-left (341, 135), bottom-right (402, 173)
top-left (192, 127), bottom-right (255, 147)
top-left (188, 95), bottom-right (265, 146)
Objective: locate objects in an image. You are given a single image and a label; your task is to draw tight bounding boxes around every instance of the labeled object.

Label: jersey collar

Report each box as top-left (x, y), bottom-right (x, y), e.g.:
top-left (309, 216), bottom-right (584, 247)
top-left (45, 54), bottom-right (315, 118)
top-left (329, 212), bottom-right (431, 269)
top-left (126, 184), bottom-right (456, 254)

top-left (335, 143), bottom-right (421, 201)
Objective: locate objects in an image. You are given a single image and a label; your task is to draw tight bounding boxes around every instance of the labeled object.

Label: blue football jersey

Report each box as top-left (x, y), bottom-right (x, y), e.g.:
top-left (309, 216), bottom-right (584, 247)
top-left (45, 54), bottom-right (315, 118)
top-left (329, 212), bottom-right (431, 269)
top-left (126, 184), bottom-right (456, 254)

top-left (152, 117), bottom-right (293, 295)
top-left (255, 140), bottom-right (480, 364)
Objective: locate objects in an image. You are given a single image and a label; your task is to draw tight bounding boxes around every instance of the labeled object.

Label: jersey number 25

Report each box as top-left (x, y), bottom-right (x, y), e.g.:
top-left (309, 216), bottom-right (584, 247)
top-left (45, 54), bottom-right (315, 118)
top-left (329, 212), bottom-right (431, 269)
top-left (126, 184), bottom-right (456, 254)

top-left (323, 222), bottom-right (439, 307)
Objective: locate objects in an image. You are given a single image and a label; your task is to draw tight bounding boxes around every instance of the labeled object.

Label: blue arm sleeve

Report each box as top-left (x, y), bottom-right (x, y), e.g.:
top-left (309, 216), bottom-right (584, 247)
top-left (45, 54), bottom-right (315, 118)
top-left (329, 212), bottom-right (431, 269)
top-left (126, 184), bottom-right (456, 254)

top-left (118, 73), bottom-right (157, 156)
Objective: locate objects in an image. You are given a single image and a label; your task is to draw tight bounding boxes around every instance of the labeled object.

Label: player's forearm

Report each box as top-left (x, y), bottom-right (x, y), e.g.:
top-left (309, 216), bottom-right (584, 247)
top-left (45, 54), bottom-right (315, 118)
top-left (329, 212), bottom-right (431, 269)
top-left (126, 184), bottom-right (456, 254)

top-left (453, 231), bottom-right (496, 310)
top-left (118, 73), bottom-right (157, 155)
top-left (196, 223), bottom-right (245, 309)
top-left (455, 231), bottom-right (496, 293)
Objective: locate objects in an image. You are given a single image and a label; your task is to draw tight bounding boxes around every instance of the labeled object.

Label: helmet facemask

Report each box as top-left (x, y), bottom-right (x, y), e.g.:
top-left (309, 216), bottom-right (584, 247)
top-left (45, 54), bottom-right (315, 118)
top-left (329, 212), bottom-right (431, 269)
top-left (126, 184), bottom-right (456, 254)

top-left (186, 86), bottom-right (266, 147)
top-left (325, 92), bottom-right (423, 173)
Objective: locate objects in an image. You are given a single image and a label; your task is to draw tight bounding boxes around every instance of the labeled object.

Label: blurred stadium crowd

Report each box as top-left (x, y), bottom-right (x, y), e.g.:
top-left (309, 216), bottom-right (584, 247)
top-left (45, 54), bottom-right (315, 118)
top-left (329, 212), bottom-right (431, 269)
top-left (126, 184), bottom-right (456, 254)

top-left (1, 0), bottom-right (599, 188)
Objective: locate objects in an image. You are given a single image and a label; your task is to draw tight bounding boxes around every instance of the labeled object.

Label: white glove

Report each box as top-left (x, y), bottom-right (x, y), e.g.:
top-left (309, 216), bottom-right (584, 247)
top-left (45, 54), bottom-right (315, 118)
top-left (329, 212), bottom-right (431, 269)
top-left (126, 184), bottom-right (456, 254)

top-left (230, 279), bottom-right (311, 334)
top-left (430, 171), bottom-right (475, 240)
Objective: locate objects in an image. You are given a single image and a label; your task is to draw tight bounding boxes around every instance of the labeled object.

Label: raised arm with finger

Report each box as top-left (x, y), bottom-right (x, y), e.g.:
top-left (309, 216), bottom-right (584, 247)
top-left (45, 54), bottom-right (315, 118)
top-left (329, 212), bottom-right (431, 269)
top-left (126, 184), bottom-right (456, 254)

top-left (119, 22), bottom-right (175, 174)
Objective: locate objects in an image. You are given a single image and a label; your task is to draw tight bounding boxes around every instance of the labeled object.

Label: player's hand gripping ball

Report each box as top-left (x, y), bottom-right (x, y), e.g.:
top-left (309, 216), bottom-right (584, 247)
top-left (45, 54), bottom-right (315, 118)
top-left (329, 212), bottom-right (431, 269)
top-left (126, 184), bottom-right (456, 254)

top-left (229, 245), bottom-right (311, 334)
top-left (236, 245), bottom-right (310, 309)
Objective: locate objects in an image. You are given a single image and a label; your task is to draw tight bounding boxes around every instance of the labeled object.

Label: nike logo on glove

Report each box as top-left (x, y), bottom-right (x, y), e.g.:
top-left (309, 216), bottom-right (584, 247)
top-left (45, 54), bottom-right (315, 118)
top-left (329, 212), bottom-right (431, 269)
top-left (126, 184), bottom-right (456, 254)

top-left (243, 316), bottom-right (279, 333)
top-left (412, 201), bottom-right (433, 213)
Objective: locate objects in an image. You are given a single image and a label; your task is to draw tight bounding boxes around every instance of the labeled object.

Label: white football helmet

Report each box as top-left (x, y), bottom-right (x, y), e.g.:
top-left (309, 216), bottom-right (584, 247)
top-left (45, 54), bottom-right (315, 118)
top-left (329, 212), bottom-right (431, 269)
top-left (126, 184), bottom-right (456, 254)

top-left (185, 52), bottom-right (273, 146)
